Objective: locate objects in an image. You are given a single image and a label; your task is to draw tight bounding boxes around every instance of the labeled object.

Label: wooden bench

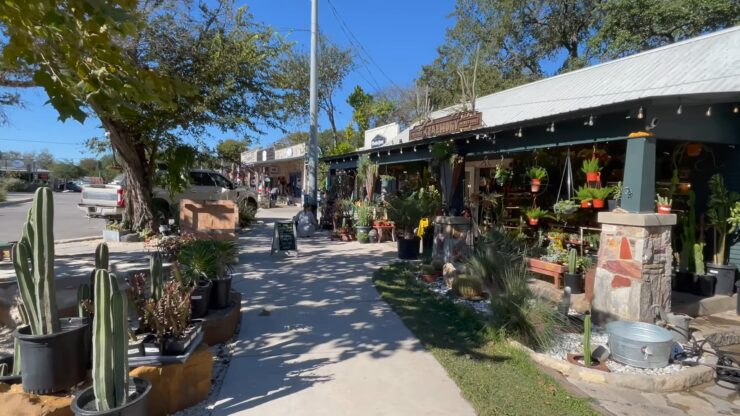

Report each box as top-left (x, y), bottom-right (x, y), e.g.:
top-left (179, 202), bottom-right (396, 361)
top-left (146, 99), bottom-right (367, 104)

top-left (526, 257), bottom-right (566, 288)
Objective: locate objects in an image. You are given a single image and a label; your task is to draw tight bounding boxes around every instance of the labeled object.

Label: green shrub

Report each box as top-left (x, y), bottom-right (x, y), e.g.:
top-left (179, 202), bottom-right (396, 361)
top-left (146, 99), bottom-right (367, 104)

top-left (238, 199), bottom-right (257, 228)
top-left (452, 274), bottom-right (486, 300)
top-left (0, 185), bottom-right (6, 203)
top-left (2, 178), bottom-right (28, 192)
top-left (490, 261), bottom-right (560, 350)
top-left (421, 264), bottom-right (436, 275)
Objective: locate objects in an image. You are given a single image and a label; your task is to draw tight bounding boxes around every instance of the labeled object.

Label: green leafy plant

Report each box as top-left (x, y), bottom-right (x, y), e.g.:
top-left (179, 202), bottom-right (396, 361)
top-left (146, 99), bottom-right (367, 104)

top-left (238, 200), bottom-right (257, 228)
top-left (706, 174), bottom-right (739, 265)
top-left (527, 166), bottom-right (548, 181)
top-left (140, 280), bottom-right (192, 343)
top-left (356, 154), bottom-right (378, 201)
top-left (452, 274), bottom-right (486, 300)
top-left (656, 194), bottom-right (672, 206)
top-left (178, 238), bottom-right (235, 282)
top-left (612, 181), bottom-right (623, 204)
top-left (591, 186), bottom-right (613, 200)
top-left (494, 164), bottom-right (512, 186)
top-left (386, 195), bottom-right (426, 239)
top-left (581, 158), bottom-right (601, 174)
top-left (525, 206), bottom-right (548, 220)
top-left (466, 228), bottom-right (530, 296)
top-left (354, 201), bottom-right (374, 227)
top-left (553, 199), bottom-right (578, 216)
top-left (574, 186), bottom-right (594, 202)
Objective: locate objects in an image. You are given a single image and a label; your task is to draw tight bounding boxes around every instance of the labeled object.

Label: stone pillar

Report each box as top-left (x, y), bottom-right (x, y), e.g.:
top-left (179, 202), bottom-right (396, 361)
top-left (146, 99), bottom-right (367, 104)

top-left (592, 212), bottom-right (676, 324)
top-left (432, 216), bottom-right (473, 263)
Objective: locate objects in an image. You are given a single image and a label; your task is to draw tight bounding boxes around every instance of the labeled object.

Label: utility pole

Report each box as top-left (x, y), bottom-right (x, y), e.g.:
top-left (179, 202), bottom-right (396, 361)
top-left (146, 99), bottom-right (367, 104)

top-left (305, 0), bottom-right (319, 208)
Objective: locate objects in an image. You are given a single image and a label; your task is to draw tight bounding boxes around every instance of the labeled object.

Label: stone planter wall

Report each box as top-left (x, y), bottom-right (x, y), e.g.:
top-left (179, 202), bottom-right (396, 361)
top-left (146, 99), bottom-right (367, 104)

top-left (432, 216), bottom-right (473, 263)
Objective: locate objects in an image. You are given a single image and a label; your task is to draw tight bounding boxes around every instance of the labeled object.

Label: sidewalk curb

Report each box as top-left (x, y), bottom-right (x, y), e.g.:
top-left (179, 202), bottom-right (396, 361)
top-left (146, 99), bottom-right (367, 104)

top-left (55, 236), bottom-right (101, 244)
top-left (0, 198), bottom-right (33, 207)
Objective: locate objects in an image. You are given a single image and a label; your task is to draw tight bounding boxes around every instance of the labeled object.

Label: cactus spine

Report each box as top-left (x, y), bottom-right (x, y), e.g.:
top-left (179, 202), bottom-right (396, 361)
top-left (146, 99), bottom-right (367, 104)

top-left (150, 253), bottom-right (163, 301)
top-left (13, 188), bottom-right (60, 335)
top-left (92, 269), bottom-right (129, 411)
top-left (567, 248), bottom-right (577, 274)
top-left (583, 314), bottom-right (592, 367)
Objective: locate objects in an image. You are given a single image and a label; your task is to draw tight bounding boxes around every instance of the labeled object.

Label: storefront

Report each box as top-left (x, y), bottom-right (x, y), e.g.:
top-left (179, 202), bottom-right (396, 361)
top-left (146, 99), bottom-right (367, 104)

top-left (241, 143), bottom-right (306, 208)
top-left (323, 27), bottom-right (740, 323)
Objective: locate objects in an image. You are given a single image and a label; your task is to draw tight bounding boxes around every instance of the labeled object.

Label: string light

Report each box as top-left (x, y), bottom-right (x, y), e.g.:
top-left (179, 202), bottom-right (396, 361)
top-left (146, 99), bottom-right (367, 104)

top-left (734, 105), bottom-right (739, 114)
top-left (588, 115), bottom-right (594, 126)
top-left (706, 106), bottom-right (712, 117)
top-left (546, 122), bottom-right (555, 133)
top-left (637, 106), bottom-right (644, 119)
top-left (466, 138), bottom-right (470, 143)
top-left (387, 150), bottom-right (391, 155)
top-left (400, 148), bottom-right (403, 154)
top-left (515, 127), bottom-right (523, 138)
top-left (413, 146), bottom-right (417, 152)
top-left (676, 105), bottom-right (682, 115)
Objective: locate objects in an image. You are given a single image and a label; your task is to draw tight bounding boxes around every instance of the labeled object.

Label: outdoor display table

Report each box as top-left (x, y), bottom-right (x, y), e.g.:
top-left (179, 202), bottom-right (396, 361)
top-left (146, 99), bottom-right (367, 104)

top-left (373, 224), bottom-right (396, 243)
top-left (526, 257), bottom-right (566, 288)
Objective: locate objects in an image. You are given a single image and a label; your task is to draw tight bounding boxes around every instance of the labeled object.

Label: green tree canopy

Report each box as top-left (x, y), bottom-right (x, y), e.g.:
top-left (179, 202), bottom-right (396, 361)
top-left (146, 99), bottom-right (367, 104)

top-left (217, 139), bottom-right (249, 166)
top-left (51, 161), bottom-right (84, 180)
top-left (347, 86), bottom-right (395, 134)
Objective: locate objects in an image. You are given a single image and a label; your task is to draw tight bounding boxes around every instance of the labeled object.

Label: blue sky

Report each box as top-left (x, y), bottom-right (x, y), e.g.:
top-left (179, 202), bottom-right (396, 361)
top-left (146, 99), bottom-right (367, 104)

top-left (0, 0), bottom-right (454, 162)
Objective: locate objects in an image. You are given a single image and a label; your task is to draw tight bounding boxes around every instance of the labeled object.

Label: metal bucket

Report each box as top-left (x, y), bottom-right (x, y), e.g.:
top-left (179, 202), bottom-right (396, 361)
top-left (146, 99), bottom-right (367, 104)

top-left (606, 321), bottom-right (673, 368)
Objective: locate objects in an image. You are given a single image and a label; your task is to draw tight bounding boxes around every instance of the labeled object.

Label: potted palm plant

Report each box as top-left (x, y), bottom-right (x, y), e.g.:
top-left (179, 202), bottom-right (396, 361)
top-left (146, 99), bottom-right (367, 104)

top-left (582, 158), bottom-right (601, 183)
top-left (13, 188), bottom-right (90, 394)
top-left (591, 186), bottom-right (613, 209)
top-left (386, 194), bottom-right (426, 260)
top-left (575, 187), bottom-right (594, 208)
top-left (354, 201), bottom-right (374, 244)
top-left (706, 174), bottom-right (739, 296)
top-left (528, 166), bottom-right (547, 193)
top-left (209, 239), bottom-right (238, 309)
top-left (525, 207), bottom-right (547, 226)
top-left (176, 240), bottom-right (216, 318)
top-left (71, 269), bottom-right (152, 416)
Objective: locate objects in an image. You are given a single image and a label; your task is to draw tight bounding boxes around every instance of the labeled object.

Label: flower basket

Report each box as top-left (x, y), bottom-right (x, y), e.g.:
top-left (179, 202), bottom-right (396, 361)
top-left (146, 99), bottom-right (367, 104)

top-left (592, 198), bottom-right (605, 209)
top-left (528, 218), bottom-right (539, 226)
top-left (580, 200), bottom-right (592, 208)
top-left (586, 172), bottom-right (600, 182)
top-left (657, 204), bottom-right (672, 214)
top-left (530, 179), bottom-right (541, 193)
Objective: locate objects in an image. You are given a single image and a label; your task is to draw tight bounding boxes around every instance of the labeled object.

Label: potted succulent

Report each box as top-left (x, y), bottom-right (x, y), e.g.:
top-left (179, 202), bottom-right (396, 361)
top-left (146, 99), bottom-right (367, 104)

top-left (591, 186), bottom-right (613, 209)
top-left (494, 164), bottom-right (512, 187)
top-left (103, 222), bottom-right (131, 242)
top-left (525, 207), bottom-right (547, 226)
top-left (176, 241), bottom-right (216, 318)
top-left (582, 158), bottom-right (601, 183)
top-left (71, 269), bottom-right (152, 416)
top-left (656, 194), bottom-right (673, 214)
top-left (528, 166), bottom-right (547, 193)
top-left (608, 181), bottom-right (623, 210)
top-left (563, 248), bottom-right (592, 294)
top-left (209, 239), bottom-right (238, 309)
top-left (141, 280), bottom-right (200, 356)
top-left (575, 186), bottom-right (594, 208)
top-left (386, 194), bottom-right (426, 260)
top-left (706, 174), bottom-right (739, 296)
top-left (13, 188), bottom-right (91, 394)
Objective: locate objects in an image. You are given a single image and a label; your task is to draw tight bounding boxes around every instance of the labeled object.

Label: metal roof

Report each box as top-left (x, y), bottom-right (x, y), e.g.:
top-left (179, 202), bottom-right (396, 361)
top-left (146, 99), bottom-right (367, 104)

top-left (403, 26), bottom-right (740, 135)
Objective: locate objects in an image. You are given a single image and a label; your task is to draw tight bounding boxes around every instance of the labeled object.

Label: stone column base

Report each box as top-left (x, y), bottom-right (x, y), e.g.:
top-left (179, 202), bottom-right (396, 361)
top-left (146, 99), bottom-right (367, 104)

top-left (592, 212), bottom-right (676, 325)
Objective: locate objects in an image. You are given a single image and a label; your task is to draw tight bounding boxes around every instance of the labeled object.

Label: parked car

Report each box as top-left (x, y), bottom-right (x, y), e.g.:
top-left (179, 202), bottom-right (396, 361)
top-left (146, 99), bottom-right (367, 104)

top-left (64, 181), bottom-right (82, 192)
top-left (78, 169), bottom-right (258, 221)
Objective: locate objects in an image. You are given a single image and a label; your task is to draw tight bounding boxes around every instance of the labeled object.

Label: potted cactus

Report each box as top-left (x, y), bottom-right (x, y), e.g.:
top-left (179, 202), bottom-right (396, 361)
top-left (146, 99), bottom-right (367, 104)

top-left (528, 166), bottom-right (547, 193)
top-left (656, 194), bottom-right (672, 214)
top-left (13, 188), bottom-right (91, 394)
top-left (71, 269), bottom-right (152, 415)
top-left (581, 158), bottom-right (601, 183)
top-left (563, 249), bottom-right (584, 294)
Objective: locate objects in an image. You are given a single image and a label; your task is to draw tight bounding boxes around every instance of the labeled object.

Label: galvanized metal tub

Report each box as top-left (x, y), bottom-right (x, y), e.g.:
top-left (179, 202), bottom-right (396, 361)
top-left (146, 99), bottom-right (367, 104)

top-left (606, 321), bottom-right (673, 369)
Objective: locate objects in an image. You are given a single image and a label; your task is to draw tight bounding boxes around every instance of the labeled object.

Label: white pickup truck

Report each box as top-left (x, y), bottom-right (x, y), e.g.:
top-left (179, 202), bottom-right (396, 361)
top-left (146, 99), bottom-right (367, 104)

top-left (78, 168), bottom-right (258, 221)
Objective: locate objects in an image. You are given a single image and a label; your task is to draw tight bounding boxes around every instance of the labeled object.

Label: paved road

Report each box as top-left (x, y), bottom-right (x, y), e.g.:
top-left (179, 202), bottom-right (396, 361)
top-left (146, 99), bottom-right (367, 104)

top-left (0, 192), bottom-right (106, 242)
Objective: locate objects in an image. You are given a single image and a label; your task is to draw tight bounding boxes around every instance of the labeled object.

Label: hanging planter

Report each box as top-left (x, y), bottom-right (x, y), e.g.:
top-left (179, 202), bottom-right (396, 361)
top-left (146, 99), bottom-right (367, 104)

top-left (592, 199), bottom-right (605, 209)
top-left (581, 158), bottom-right (602, 184)
top-left (527, 166), bottom-right (547, 193)
top-left (526, 207), bottom-right (547, 227)
top-left (576, 186), bottom-right (594, 209)
top-left (580, 200), bottom-right (592, 208)
top-left (590, 187), bottom-right (613, 210)
top-left (528, 218), bottom-right (539, 226)
top-left (686, 143), bottom-right (702, 157)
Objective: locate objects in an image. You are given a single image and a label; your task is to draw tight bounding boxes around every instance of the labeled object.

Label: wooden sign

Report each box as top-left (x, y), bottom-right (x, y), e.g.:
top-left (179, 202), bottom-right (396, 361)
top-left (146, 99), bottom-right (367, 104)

top-left (271, 220), bottom-right (298, 256)
top-left (409, 111), bottom-right (483, 141)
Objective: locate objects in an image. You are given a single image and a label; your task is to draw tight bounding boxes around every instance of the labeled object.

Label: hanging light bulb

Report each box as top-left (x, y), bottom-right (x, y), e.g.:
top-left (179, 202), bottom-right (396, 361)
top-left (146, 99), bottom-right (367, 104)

top-left (466, 138), bottom-right (470, 144)
top-left (637, 106), bottom-right (644, 119)
top-left (706, 106), bottom-right (712, 117)
top-left (413, 146), bottom-right (417, 152)
top-left (400, 148), bottom-right (403, 154)
top-left (377, 152), bottom-right (380, 157)
top-left (547, 122), bottom-right (555, 133)
top-left (676, 105), bottom-right (683, 115)
top-left (734, 105), bottom-right (739, 114)
top-left (588, 115), bottom-right (594, 126)
top-left (387, 150), bottom-right (391, 155)
top-left (516, 127), bottom-right (523, 138)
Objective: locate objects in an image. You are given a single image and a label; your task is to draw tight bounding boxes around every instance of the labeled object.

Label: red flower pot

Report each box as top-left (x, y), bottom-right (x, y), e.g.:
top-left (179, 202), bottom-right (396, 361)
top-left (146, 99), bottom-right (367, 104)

top-left (528, 218), bottom-right (539, 226)
top-left (657, 204), bottom-right (672, 214)
top-left (530, 179), bottom-right (541, 193)
top-left (686, 143), bottom-right (702, 157)
top-left (586, 172), bottom-right (600, 182)
top-left (592, 198), bottom-right (605, 209)
top-left (580, 200), bottom-right (592, 208)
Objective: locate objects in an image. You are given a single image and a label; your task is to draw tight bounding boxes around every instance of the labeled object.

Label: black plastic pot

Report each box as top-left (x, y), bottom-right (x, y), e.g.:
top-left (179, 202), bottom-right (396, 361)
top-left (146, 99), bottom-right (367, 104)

top-left (161, 321), bottom-right (202, 356)
top-left (706, 263), bottom-right (736, 296)
top-left (0, 354), bottom-right (21, 385)
top-left (71, 377), bottom-right (152, 416)
top-left (397, 237), bottom-right (420, 260)
top-left (563, 272), bottom-right (584, 294)
top-left (422, 229), bottom-right (434, 255)
top-left (210, 276), bottom-right (232, 310)
top-left (693, 274), bottom-right (716, 297)
top-left (674, 271), bottom-right (696, 293)
top-left (191, 280), bottom-right (213, 318)
top-left (15, 317), bottom-right (90, 394)
top-left (356, 226), bottom-right (371, 244)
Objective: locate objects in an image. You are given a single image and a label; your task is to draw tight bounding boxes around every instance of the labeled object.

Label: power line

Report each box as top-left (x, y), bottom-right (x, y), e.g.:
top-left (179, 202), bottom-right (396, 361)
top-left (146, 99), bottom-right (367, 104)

top-left (324, 0), bottom-right (404, 94)
top-left (0, 138), bottom-right (85, 145)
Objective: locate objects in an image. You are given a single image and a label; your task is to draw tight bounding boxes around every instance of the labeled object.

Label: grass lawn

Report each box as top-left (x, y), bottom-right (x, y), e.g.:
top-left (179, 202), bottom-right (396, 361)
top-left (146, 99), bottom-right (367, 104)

top-left (373, 263), bottom-right (599, 416)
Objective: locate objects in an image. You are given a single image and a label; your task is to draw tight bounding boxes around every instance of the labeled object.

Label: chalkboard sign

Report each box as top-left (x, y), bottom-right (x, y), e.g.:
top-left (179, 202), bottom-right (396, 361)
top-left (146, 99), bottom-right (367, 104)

top-left (271, 220), bottom-right (297, 255)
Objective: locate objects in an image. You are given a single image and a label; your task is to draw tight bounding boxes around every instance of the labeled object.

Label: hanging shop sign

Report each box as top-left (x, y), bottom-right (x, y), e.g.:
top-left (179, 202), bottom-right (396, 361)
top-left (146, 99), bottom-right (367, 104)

top-left (370, 135), bottom-right (387, 148)
top-left (409, 111), bottom-right (483, 141)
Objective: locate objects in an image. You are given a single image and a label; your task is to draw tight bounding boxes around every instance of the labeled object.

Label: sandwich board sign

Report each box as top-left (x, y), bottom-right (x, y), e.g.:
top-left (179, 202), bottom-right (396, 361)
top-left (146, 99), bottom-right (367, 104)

top-left (271, 220), bottom-right (298, 256)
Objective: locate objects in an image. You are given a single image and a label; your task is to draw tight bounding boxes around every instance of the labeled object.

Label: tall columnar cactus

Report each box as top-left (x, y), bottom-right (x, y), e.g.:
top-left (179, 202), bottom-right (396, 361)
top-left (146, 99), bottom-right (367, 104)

top-left (92, 269), bottom-right (129, 411)
top-left (583, 314), bottom-right (592, 367)
top-left (150, 253), bottom-right (163, 301)
top-left (694, 243), bottom-right (705, 275)
top-left (567, 248), bottom-right (577, 274)
top-left (12, 188), bottom-right (60, 335)
top-left (95, 242), bottom-right (110, 271)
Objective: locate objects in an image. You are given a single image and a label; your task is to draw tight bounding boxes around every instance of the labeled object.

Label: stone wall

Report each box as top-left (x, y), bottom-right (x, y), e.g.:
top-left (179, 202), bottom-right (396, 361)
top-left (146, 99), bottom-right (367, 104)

top-left (592, 212), bottom-right (676, 324)
top-left (432, 217), bottom-right (473, 263)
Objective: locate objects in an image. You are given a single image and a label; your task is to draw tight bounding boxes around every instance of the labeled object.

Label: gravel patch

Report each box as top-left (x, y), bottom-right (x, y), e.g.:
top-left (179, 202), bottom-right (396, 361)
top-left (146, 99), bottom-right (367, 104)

top-left (418, 276), bottom-right (492, 317)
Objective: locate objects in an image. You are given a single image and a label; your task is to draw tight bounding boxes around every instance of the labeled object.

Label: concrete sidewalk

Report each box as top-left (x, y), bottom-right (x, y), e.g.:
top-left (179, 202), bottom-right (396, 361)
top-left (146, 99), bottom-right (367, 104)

top-left (212, 207), bottom-right (476, 416)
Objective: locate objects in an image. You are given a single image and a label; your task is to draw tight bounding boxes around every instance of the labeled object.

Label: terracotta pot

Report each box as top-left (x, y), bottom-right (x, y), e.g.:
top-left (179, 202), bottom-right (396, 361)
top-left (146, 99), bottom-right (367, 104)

top-left (528, 218), bottom-right (539, 226)
top-left (530, 178), bottom-right (541, 193)
top-left (580, 200), bottom-right (592, 208)
top-left (566, 353), bottom-right (610, 372)
top-left (657, 204), bottom-right (672, 214)
top-left (592, 198), bottom-right (605, 209)
top-left (686, 143), bottom-right (702, 157)
top-left (420, 274), bottom-right (437, 283)
top-left (585, 172), bottom-right (600, 182)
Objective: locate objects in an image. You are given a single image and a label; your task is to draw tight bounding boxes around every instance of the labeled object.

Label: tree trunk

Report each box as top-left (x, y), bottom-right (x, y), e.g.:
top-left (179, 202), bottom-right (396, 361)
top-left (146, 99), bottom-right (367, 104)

top-left (100, 118), bottom-right (156, 231)
top-left (323, 98), bottom-right (339, 148)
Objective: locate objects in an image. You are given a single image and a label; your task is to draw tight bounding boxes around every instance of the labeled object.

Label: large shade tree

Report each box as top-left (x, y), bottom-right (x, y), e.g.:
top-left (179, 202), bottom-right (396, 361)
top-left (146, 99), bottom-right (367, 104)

top-left (1, 0), bottom-right (295, 230)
